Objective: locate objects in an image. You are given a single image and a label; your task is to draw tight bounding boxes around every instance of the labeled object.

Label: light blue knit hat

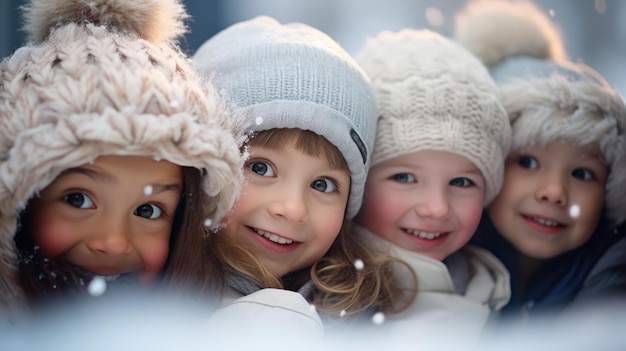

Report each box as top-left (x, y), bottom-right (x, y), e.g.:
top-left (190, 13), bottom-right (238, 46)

top-left (193, 16), bottom-right (378, 219)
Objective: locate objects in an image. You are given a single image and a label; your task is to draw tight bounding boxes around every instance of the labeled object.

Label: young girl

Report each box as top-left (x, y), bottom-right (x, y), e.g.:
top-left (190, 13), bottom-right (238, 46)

top-left (0, 0), bottom-right (242, 320)
top-left (351, 29), bottom-right (512, 347)
top-left (455, 0), bottom-right (626, 323)
top-left (188, 16), bottom-right (415, 338)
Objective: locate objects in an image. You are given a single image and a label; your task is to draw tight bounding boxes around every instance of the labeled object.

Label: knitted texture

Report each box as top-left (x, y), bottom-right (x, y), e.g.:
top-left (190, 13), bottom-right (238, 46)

top-left (0, 0), bottom-right (243, 314)
top-left (455, 0), bottom-right (626, 225)
top-left (356, 29), bottom-right (511, 205)
top-left (193, 16), bottom-right (378, 219)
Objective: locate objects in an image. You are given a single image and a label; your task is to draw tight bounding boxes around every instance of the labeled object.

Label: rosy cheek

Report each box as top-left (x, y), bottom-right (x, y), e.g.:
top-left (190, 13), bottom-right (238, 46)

top-left (31, 215), bottom-right (75, 259)
top-left (139, 236), bottom-right (170, 284)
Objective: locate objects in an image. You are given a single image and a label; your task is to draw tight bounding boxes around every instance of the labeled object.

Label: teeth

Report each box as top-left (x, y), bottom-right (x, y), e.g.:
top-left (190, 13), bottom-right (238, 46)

top-left (530, 217), bottom-right (560, 227)
top-left (254, 229), bottom-right (293, 245)
top-left (406, 229), bottom-right (443, 240)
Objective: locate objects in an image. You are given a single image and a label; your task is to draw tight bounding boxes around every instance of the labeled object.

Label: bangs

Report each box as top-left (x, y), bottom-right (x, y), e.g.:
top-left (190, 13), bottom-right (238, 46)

top-left (249, 129), bottom-right (349, 172)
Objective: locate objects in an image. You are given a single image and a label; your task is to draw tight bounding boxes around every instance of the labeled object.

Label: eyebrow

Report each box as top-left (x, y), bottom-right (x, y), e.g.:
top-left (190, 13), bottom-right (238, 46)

top-left (60, 167), bottom-right (113, 183)
top-left (60, 168), bottom-right (182, 194)
top-left (148, 183), bottom-right (183, 195)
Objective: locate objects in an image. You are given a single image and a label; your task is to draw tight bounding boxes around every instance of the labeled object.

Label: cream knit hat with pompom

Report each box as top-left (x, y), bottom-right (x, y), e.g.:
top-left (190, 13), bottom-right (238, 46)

top-left (356, 29), bottom-right (511, 206)
top-left (0, 0), bottom-right (243, 314)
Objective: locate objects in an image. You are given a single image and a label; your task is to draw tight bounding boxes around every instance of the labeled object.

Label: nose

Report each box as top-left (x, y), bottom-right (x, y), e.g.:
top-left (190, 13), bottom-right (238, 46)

top-left (86, 217), bottom-right (133, 255)
top-left (535, 172), bottom-right (568, 207)
top-left (414, 188), bottom-right (450, 219)
top-left (267, 189), bottom-right (308, 222)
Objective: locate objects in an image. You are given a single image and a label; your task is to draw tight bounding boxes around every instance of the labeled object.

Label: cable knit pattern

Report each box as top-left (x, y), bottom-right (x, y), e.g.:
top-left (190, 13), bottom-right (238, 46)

top-left (356, 29), bottom-right (511, 205)
top-left (0, 0), bottom-right (243, 317)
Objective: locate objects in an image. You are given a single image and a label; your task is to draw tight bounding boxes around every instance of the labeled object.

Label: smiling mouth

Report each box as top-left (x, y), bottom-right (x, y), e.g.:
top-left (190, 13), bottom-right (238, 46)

top-left (524, 215), bottom-right (565, 227)
top-left (251, 227), bottom-right (294, 245)
top-left (404, 228), bottom-right (445, 240)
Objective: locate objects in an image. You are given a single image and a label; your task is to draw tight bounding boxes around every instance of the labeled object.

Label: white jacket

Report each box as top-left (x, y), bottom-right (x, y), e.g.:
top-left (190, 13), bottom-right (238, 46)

top-left (353, 225), bottom-right (510, 349)
top-left (204, 287), bottom-right (324, 348)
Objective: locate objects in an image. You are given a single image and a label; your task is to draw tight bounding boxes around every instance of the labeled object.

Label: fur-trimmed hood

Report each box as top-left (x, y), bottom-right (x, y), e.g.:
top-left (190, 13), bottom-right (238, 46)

top-left (454, 0), bottom-right (626, 226)
top-left (0, 0), bottom-right (243, 318)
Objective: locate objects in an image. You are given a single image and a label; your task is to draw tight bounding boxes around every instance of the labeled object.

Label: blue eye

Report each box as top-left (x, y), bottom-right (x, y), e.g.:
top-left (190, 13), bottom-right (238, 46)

top-left (450, 177), bottom-right (474, 187)
top-left (518, 156), bottom-right (539, 169)
top-left (64, 193), bottom-right (95, 209)
top-left (572, 168), bottom-right (594, 181)
top-left (134, 204), bottom-right (162, 219)
top-left (391, 173), bottom-right (416, 183)
top-left (311, 178), bottom-right (336, 193)
top-left (248, 160), bottom-right (275, 177)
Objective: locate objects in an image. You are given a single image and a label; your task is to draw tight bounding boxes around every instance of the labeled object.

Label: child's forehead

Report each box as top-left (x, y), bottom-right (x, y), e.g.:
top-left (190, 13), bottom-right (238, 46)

top-left (378, 149), bottom-right (481, 172)
top-left (516, 139), bottom-right (604, 160)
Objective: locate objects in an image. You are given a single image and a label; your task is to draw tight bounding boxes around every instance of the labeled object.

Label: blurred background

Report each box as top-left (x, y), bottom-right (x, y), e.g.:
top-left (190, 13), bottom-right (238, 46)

top-left (1, 0), bottom-right (625, 93)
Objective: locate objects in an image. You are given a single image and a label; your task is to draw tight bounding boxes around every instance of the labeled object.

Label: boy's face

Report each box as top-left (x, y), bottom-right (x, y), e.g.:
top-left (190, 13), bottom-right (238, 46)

top-left (355, 150), bottom-right (485, 261)
top-left (30, 156), bottom-right (182, 284)
top-left (221, 142), bottom-right (350, 278)
top-left (488, 140), bottom-right (607, 259)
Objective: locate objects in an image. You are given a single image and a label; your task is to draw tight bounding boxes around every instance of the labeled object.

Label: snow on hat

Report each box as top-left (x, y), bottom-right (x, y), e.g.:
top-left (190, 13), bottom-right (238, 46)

top-left (0, 0), bottom-right (243, 312)
top-left (356, 29), bottom-right (511, 206)
top-left (455, 0), bottom-right (626, 225)
top-left (192, 16), bottom-right (378, 219)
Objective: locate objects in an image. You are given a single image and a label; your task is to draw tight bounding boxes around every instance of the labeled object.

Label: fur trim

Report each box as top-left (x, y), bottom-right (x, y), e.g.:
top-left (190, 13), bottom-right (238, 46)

top-left (23, 0), bottom-right (188, 43)
top-left (454, 0), bottom-right (566, 67)
top-left (0, 0), bottom-right (243, 318)
top-left (503, 77), bottom-right (626, 226)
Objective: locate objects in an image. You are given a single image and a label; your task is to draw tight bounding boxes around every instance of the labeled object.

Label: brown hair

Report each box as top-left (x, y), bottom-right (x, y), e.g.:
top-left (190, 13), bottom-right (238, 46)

top-left (215, 128), bottom-right (416, 322)
top-left (14, 166), bottom-right (206, 307)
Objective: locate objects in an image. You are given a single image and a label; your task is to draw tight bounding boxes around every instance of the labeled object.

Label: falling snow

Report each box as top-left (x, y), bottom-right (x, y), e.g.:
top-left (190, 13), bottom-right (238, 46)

top-left (204, 218), bottom-right (213, 227)
top-left (372, 312), bottom-right (385, 325)
top-left (340, 310), bottom-right (346, 318)
top-left (143, 185), bottom-right (153, 196)
top-left (569, 204), bottom-right (580, 218)
top-left (255, 117), bottom-right (263, 125)
top-left (354, 259), bottom-right (364, 270)
top-left (170, 100), bottom-right (180, 108)
top-left (87, 276), bottom-right (107, 297)
top-left (425, 7), bottom-right (444, 27)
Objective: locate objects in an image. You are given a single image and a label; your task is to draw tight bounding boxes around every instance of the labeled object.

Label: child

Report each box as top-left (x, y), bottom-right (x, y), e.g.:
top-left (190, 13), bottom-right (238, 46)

top-left (191, 16), bottom-right (414, 338)
top-left (455, 0), bottom-right (626, 323)
top-left (352, 29), bottom-right (512, 346)
top-left (0, 0), bottom-right (242, 321)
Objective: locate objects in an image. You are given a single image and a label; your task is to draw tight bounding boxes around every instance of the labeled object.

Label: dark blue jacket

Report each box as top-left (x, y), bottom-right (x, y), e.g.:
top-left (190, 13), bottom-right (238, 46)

top-left (471, 212), bottom-right (625, 323)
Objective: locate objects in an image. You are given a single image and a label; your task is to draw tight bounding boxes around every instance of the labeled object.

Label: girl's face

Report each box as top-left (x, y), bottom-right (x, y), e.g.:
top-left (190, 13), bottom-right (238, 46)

top-left (356, 150), bottom-right (485, 261)
top-left (221, 139), bottom-right (350, 278)
top-left (488, 140), bottom-right (606, 260)
top-left (29, 156), bottom-right (183, 284)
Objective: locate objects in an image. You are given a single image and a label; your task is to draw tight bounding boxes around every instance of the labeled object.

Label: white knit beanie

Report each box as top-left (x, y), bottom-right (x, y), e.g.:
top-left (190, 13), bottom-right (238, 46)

top-left (356, 29), bottom-right (511, 206)
top-left (0, 0), bottom-right (243, 313)
top-left (455, 0), bottom-right (626, 226)
top-left (193, 16), bottom-right (378, 219)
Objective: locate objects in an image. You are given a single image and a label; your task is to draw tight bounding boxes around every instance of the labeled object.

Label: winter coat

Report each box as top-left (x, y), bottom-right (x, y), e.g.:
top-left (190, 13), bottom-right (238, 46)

top-left (203, 283), bottom-right (324, 347)
top-left (472, 212), bottom-right (626, 324)
top-left (352, 225), bottom-right (510, 348)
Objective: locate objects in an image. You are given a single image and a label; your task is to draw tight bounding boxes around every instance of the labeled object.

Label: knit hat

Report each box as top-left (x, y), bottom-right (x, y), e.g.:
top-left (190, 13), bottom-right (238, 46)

top-left (0, 0), bottom-right (243, 313)
top-left (356, 29), bottom-right (511, 205)
top-left (455, 0), bottom-right (626, 226)
top-left (193, 16), bottom-right (378, 219)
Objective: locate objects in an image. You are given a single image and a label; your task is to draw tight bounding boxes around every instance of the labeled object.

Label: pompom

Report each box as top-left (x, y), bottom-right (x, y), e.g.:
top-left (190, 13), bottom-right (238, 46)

top-left (23, 0), bottom-right (189, 43)
top-left (454, 0), bottom-right (566, 67)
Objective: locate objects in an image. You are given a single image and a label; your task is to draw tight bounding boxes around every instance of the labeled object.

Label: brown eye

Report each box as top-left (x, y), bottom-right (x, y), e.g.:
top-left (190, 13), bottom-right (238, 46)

top-left (134, 204), bottom-right (162, 219)
top-left (64, 193), bottom-right (94, 209)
